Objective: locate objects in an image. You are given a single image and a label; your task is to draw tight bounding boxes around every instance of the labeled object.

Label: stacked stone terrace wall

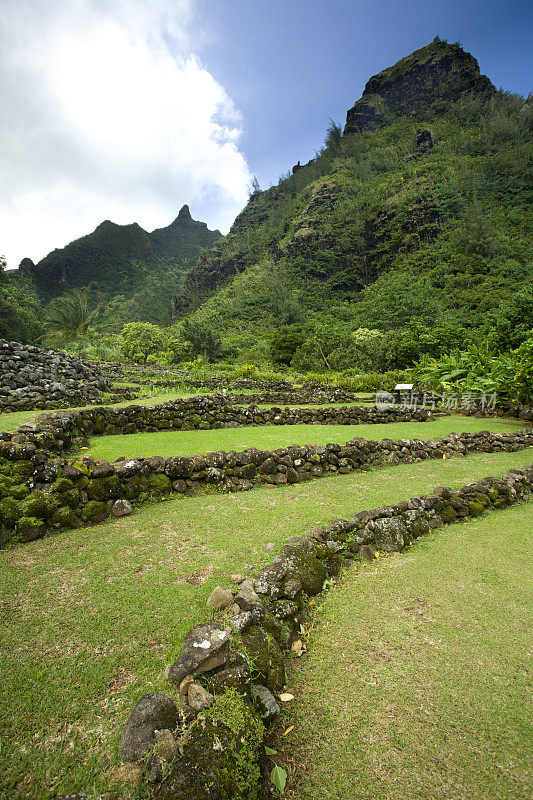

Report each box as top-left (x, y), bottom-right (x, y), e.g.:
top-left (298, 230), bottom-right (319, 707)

top-left (1, 407), bottom-right (531, 546)
top-left (31, 394), bottom-right (436, 445)
top-left (99, 363), bottom-right (294, 392)
top-left (57, 464), bottom-right (533, 799)
top-left (0, 339), bottom-right (111, 411)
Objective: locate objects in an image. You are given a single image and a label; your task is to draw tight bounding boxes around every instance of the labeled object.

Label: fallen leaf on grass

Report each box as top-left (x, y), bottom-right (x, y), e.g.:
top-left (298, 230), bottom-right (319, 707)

top-left (291, 640), bottom-right (304, 656)
top-left (282, 725), bottom-right (294, 737)
top-left (279, 693), bottom-right (294, 702)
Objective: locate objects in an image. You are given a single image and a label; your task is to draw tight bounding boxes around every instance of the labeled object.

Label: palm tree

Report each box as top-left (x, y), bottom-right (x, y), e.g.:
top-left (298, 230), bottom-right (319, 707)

top-left (42, 288), bottom-right (102, 342)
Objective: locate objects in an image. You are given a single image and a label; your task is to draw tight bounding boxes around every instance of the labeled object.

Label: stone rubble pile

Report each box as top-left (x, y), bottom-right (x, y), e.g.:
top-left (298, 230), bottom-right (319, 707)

top-left (0, 339), bottom-right (110, 410)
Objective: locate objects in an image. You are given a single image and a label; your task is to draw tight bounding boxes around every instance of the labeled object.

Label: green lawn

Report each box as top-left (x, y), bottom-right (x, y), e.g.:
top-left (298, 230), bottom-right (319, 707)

top-left (280, 502), bottom-right (533, 800)
top-left (0, 447), bottom-right (531, 799)
top-left (86, 415), bottom-right (525, 461)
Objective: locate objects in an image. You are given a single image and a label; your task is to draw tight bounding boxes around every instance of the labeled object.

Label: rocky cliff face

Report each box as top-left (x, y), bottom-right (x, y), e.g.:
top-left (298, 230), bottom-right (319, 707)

top-left (344, 40), bottom-right (494, 133)
top-left (23, 205), bottom-right (221, 302)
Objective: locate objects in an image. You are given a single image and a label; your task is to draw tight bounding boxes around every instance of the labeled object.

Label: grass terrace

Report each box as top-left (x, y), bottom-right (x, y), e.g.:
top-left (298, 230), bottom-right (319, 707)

top-left (281, 502), bottom-right (533, 800)
top-left (85, 415), bottom-right (525, 462)
top-left (0, 447), bottom-right (531, 799)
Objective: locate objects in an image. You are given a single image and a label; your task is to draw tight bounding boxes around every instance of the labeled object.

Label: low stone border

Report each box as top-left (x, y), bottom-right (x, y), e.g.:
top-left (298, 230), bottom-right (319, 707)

top-left (30, 395), bottom-right (437, 452)
top-left (57, 463), bottom-right (533, 799)
top-left (1, 426), bottom-right (532, 547)
top-left (218, 388), bottom-right (373, 405)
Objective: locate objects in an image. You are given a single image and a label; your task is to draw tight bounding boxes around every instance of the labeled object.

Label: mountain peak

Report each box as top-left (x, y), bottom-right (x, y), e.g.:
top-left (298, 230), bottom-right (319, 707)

top-left (344, 39), bottom-right (494, 134)
top-left (177, 204), bottom-right (192, 221)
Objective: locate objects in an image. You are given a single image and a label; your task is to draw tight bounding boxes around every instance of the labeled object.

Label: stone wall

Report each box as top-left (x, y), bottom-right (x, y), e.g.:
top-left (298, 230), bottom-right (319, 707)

top-left (1, 417), bottom-right (531, 546)
top-left (30, 394), bottom-right (437, 448)
top-left (0, 339), bottom-right (111, 410)
top-left (57, 463), bottom-right (533, 799)
top-left (219, 388), bottom-right (371, 405)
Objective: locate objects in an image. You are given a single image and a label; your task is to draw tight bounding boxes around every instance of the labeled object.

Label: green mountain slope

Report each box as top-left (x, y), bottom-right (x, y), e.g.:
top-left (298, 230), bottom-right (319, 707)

top-left (20, 205), bottom-right (221, 325)
top-left (180, 40), bottom-right (532, 365)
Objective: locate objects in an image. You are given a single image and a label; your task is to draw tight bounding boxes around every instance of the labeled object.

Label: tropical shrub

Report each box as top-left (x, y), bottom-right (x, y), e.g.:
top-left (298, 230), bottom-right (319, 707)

top-left (411, 339), bottom-right (533, 406)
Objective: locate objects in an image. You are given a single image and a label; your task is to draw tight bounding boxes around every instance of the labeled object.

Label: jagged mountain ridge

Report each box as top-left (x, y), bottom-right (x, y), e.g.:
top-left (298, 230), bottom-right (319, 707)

top-left (344, 39), bottom-right (494, 133)
top-left (179, 39), bottom-right (531, 361)
top-left (21, 204), bottom-right (221, 304)
top-left (182, 40), bottom-right (499, 305)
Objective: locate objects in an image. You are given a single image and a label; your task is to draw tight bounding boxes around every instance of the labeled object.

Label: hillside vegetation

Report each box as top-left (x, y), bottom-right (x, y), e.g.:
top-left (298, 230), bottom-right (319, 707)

top-left (178, 40), bottom-right (532, 369)
top-left (3, 40), bottom-right (532, 382)
top-left (16, 205), bottom-right (221, 328)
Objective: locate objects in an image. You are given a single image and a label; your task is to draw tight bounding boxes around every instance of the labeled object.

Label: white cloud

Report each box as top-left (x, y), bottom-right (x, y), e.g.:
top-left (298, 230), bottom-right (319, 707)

top-left (0, 0), bottom-right (250, 268)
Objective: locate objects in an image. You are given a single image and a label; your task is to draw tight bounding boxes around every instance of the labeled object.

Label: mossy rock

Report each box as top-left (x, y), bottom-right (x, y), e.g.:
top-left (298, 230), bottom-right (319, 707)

top-left (239, 625), bottom-right (285, 691)
top-left (10, 484), bottom-right (30, 501)
top-left (59, 488), bottom-right (80, 509)
top-left (237, 463), bottom-right (257, 479)
top-left (71, 461), bottom-right (91, 476)
top-left (468, 501), bottom-right (485, 517)
top-left (52, 477), bottom-right (76, 493)
top-left (271, 599), bottom-right (299, 620)
top-left (147, 473), bottom-right (171, 495)
top-left (283, 546), bottom-right (327, 596)
top-left (0, 475), bottom-right (15, 498)
top-left (81, 500), bottom-right (109, 523)
top-left (51, 508), bottom-right (79, 528)
top-left (123, 475), bottom-right (149, 500)
top-left (474, 492), bottom-right (490, 508)
top-left (86, 475), bottom-right (122, 501)
top-left (261, 610), bottom-right (284, 643)
top-left (440, 505), bottom-right (457, 523)
top-left (154, 690), bottom-right (264, 799)
top-left (11, 461), bottom-right (34, 479)
top-left (0, 498), bottom-right (22, 526)
top-left (16, 516), bottom-right (47, 543)
top-left (21, 491), bottom-right (59, 520)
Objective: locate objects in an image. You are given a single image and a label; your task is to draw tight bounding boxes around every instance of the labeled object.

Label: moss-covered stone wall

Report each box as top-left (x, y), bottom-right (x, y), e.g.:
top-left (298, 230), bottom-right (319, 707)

top-left (1, 413), bottom-right (532, 547)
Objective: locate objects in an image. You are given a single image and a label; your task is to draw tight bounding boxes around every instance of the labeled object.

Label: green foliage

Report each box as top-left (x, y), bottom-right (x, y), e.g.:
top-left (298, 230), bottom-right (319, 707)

top-left (0, 257), bottom-right (43, 342)
top-left (175, 87), bottom-right (531, 368)
top-left (181, 319), bottom-right (225, 362)
top-left (43, 288), bottom-right (103, 343)
top-left (270, 764), bottom-right (288, 796)
top-left (270, 326), bottom-right (307, 366)
top-left (482, 286), bottom-right (533, 350)
top-left (121, 322), bottom-right (165, 363)
top-left (411, 339), bottom-right (533, 406)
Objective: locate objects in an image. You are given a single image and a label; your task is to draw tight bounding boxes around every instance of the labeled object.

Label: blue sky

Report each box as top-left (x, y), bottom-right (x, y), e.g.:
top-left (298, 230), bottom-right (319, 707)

top-left (1, 0), bottom-right (531, 268)
top-left (197, 0), bottom-right (532, 188)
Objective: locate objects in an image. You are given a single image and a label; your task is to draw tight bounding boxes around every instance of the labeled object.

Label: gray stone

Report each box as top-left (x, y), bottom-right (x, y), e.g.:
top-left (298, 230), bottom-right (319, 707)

top-left (119, 694), bottom-right (179, 763)
top-left (109, 762), bottom-right (143, 787)
top-left (206, 587), bottom-right (233, 610)
top-left (166, 624), bottom-right (229, 687)
top-left (364, 517), bottom-right (409, 552)
top-left (359, 544), bottom-right (376, 562)
top-left (229, 611), bottom-right (253, 633)
top-left (234, 579), bottom-right (262, 611)
top-left (187, 683), bottom-right (214, 712)
top-left (154, 729), bottom-right (177, 761)
top-left (111, 499), bottom-right (133, 517)
top-left (251, 684), bottom-right (280, 723)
